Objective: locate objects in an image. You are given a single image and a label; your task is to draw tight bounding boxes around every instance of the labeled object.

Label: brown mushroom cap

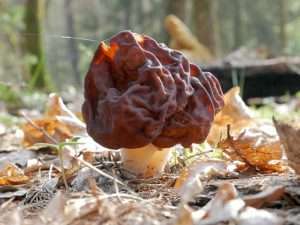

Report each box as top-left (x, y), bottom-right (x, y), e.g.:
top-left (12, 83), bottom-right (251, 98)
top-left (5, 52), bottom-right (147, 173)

top-left (82, 31), bottom-right (224, 149)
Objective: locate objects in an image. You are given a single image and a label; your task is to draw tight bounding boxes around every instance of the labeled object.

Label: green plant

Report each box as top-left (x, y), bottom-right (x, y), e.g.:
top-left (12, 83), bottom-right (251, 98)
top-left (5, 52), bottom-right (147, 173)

top-left (33, 137), bottom-right (81, 191)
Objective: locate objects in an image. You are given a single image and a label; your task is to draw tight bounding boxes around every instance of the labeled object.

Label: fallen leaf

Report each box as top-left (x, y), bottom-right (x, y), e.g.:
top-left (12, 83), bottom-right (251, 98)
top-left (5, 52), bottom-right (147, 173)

top-left (0, 124), bottom-right (5, 135)
top-left (238, 206), bottom-right (283, 225)
top-left (0, 127), bottom-right (24, 151)
top-left (22, 93), bottom-right (85, 147)
top-left (207, 87), bottom-right (254, 145)
top-left (175, 182), bottom-right (283, 225)
top-left (274, 119), bottom-right (300, 174)
top-left (243, 186), bottom-right (285, 208)
top-left (0, 187), bottom-right (27, 199)
top-left (41, 191), bottom-right (67, 224)
top-left (174, 160), bottom-right (232, 190)
top-left (22, 117), bottom-right (73, 147)
top-left (46, 93), bottom-right (86, 135)
top-left (214, 87), bottom-right (254, 124)
top-left (0, 150), bottom-right (36, 170)
top-left (174, 205), bottom-right (194, 225)
top-left (0, 163), bottom-right (30, 186)
top-left (218, 126), bottom-right (284, 173)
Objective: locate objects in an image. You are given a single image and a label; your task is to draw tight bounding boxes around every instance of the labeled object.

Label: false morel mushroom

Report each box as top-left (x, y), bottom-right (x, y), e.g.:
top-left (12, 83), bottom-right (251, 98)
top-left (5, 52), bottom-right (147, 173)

top-left (82, 31), bottom-right (224, 177)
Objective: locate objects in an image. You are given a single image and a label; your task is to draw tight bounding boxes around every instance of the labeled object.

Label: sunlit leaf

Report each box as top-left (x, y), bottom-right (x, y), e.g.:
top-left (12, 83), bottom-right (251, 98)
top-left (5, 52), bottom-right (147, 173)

top-left (22, 93), bottom-right (85, 147)
top-left (0, 163), bottom-right (30, 186)
top-left (207, 87), bottom-right (254, 145)
top-left (218, 126), bottom-right (285, 173)
top-left (274, 119), bottom-right (300, 174)
top-left (243, 186), bottom-right (285, 208)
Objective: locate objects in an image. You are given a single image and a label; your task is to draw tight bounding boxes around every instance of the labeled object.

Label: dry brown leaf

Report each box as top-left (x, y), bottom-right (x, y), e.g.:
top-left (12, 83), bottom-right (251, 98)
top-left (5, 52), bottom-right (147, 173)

top-left (218, 126), bottom-right (284, 173)
top-left (207, 87), bottom-right (285, 173)
top-left (243, 186), bottom-right (285, 208)
top-left (175, 182), bottom-right (283, 225)
top-left (214, 86), bottom-right (254, 124)
top-left (207, 87), bottom-right (254, 145)
top-left (274, 119), bottom-right (300, 174)
top-left (237, 207), bottom-right (283, 225)
top-left (46, 93), bottom-right (86, 135)
top-left (0, 163), bottom-right (30, 186)
top-left (174, 205), bottom-right (194, 225)
top-left (174, 160), bottom-right (231, 190)
top-left (22, 93), bottom-right (85, 147)
top-left (22, 118), bottom-right (72, 147)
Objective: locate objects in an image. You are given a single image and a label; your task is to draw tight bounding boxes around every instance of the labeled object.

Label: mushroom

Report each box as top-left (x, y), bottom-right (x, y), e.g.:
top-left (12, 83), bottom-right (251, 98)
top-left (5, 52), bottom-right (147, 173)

top-left (82, 31), bottom-right (224, 178)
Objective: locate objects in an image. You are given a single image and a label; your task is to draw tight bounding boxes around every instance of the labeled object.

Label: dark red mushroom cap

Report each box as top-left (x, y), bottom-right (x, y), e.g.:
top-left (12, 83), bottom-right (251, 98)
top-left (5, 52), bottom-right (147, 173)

top-left (82, 31), bottom-right (224, 149)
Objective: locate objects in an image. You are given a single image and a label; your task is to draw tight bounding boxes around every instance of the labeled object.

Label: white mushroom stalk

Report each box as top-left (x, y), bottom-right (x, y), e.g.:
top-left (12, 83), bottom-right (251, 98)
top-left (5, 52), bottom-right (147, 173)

top-left (120, 144), bottom-right (173, 178)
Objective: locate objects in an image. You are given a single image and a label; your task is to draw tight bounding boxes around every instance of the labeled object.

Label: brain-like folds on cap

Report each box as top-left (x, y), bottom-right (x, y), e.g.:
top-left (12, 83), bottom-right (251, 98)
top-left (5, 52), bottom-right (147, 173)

top-left (82, 31), bottom-right (224, 149)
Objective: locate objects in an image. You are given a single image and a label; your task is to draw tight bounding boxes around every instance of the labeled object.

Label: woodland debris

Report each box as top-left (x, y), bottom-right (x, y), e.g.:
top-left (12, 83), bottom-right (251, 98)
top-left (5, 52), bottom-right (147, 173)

top-left (274, 119), bottom-right (300, 174)
top-left (175, 182), bottom-right (284, 225)
top-left (0, 163), bottom-right (30, 186)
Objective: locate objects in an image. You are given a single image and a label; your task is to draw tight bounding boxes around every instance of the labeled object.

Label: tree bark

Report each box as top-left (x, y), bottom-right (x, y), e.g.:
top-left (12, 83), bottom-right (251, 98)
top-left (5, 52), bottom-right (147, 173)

top-left (23, 0), bottom-right (51, 89)
top-left (233, 0), bottom-right (243, 49)
top-left (279, 0), bottom-right (287, 54)
top-left (64, 0), bottom-right (81, 86)
top-left (122, 0), bottom-right (133, 29)
top-left (192, 0), bottom-right (219, 56)
top-left (167, 0), bottom-right (188, 22)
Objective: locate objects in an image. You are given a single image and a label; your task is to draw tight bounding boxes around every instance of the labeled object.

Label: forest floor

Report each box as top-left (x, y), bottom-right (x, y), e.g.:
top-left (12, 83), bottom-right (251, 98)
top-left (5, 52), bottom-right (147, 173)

top-left (0, 88), bottom-right (299, 225)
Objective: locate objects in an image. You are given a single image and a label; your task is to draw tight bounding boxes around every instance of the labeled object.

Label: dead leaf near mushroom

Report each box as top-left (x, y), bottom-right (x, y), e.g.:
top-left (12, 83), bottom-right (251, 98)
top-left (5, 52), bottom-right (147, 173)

top-left (274, 119), bottom-right (300, 174)
top-left (174, 182), bottom-right (284, 225)
top-left (174, 159), bottom-right (234, 191)
top-left (207, 87), bottom-right (286, 173)
top-left (207, 86), bottom-right (254, 145)
top-left (243, 185), bottom-right (285, 208)
top-left (218, 126), bottom-right (285, 173)
top-left (22, 93), bottom-right (86, 147)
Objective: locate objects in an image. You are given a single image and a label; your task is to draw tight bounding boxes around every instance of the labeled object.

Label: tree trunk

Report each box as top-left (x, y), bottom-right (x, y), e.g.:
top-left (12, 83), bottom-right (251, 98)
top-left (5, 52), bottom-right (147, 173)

top-left (279, 0), bottom-right (287, 54)
top-left (192, 0), bottom-right (219, 56)
top-left (167, 0), bottom-right (188, 22)
top-left (233, 0), bottom-right (243, 49)
top-left (23, 0), bottom-right (51, 90)
top-left (64, 0), bottom-right (81, 86)
top-left (122, 0), bottom-right (133, 29)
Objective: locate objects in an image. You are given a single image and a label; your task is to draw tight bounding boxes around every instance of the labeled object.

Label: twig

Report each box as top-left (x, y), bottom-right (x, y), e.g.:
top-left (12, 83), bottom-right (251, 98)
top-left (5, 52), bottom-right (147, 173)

top-left (112, 168), bottom-right (123, 203)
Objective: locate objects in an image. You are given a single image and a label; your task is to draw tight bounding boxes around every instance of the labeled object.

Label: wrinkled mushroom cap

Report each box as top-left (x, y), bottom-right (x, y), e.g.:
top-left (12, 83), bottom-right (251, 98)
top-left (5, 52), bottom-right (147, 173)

top-left (82, 31), bottom-right (224, 149)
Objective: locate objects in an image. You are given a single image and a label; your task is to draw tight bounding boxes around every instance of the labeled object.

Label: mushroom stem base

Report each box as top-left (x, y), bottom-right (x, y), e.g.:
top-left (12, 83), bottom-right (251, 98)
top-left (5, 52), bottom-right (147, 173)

top-left (120, 144), bottom-right (172, 178)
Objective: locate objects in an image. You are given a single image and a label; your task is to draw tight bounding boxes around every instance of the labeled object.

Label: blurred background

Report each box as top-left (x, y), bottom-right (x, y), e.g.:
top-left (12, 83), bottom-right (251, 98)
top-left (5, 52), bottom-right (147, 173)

top-left (0, 0), bottom-right (300, 97)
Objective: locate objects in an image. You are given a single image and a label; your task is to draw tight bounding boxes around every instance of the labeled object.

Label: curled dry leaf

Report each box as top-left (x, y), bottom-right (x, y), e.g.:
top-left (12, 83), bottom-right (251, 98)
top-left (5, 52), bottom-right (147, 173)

top-left (174, 160), bottom-right (228, 204)
top-left (174, 205), bottom-right (194, 225)
top-left (207, 87), bottom-right (284, 173)
top-left (22, 93), bottom-right (85, 147)
top-left (174, 160), bottom-right (233, 191)
top-left (175, 182), bottom-right (283, 225)
top-left (274, 119), bottom-right (300, 174)
top-left (237, 206), bottom-right (284, 225)
top-left (243, 186), bottom-right (285, 208)
top-left (22, 118), bottom-right (72, 147)
top-left (0, 163), bottom-right (30, 186)
top-left (208, 87), bottom-right (285, 172)
top-left (46, 93), bottom-right (86, 135)
top-left (40, 191), bottom-right (67, 224)
top-left (207, 87), bottom-right (254, 145)
top-left (218, 126), bottom-right (284, 173)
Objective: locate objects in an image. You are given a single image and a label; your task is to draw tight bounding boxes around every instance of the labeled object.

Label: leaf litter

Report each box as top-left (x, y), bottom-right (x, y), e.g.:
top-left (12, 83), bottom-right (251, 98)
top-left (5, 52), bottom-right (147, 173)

top-left (0, 89), bottom-right (299, 224)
